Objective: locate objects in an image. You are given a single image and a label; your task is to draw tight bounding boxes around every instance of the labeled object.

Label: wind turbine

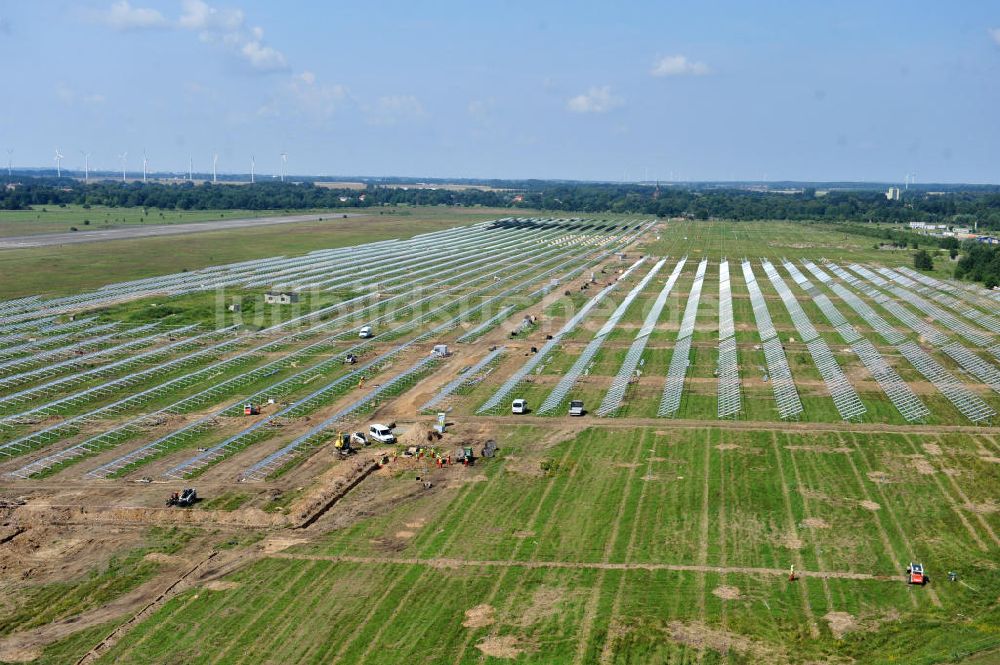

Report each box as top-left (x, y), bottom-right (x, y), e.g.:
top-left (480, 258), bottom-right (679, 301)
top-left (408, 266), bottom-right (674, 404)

top-left (212, 154), bottom-right (218, 183)
top-left (119, 152), bottom-right (127, 182)
top-left (54, 149), bottom-right (64, 178)
top-left (80, 151), bottom-right (91, 183)
top-left (188, 156), bottom-right (193, 181)
top-left (5, 149), bottom-right (11, 177)
top-left (280, 152), bottom-right (287, 182)
top-left (250, 155), bottom-right (255, 183)
top-left (142, 150), bottom-right (148, 183)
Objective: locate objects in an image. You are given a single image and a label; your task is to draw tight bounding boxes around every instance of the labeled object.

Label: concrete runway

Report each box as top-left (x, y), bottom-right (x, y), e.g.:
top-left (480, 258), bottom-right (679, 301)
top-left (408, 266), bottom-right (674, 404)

top-left (0, 213), bottom-right (366, 250)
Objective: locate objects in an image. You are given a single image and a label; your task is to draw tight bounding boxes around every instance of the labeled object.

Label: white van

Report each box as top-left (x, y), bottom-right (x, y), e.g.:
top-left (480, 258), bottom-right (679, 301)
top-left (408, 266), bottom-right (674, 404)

top-left (369, 423), bottom-right (396, 443)
top-left (511, 399), bottom-right (527, 414)
top-left (359, 325), bottom-right (373, 338)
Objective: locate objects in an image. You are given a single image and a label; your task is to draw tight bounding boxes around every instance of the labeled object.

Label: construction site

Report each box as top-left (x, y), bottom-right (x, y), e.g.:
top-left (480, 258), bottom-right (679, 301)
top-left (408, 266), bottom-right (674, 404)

top-left (0, 217), bottom-right (998, 664)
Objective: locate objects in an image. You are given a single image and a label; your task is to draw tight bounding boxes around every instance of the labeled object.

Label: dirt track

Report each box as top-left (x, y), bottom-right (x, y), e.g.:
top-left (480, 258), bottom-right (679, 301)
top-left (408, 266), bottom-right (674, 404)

top-left (0, 213), bottom-right (367, 249)
top-left (267, 552), bottom-right (904, 582)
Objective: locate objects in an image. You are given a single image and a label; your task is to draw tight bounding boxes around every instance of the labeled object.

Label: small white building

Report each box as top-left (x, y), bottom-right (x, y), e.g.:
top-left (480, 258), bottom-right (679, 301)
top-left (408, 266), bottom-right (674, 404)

top-left (886, 187), bottom-right (901, 201)
top-left (264, 291), bottom-right (299, 305)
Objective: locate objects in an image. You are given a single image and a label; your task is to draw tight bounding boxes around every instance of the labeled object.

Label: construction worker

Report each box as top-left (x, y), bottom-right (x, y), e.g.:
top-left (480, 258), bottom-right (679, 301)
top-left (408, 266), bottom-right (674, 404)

top-left (358, 376), bottom-right (366, 389)
top-left (789, 564), bottom-right (796, 582)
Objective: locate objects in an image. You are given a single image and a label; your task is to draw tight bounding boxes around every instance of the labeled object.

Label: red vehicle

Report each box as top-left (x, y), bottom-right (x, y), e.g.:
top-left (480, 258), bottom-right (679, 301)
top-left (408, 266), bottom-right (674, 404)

top-left (907, 563), bottom-right (927, 585)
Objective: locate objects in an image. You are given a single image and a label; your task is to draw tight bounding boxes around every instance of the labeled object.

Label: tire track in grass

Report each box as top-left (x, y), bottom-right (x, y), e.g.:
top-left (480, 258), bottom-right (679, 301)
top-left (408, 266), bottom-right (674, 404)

top-left (448, 431), bottom-right (586, 665)
top-left (573, 430), bottom-right (648, 665)
top-left (832, 431), bottom-right (918, 609)
top-left (597, 430), bottom-right (658, 665)
top-left (321, 452), bottom-right (519, 665)
top-left (768, 431), bottom-right (820, 638)
top-left (108, 590), bottom-right (205, 662)
top-left (782, 433), bottom-right (835, 612)
top-left (901, 432), bottom-right (999, 548)
top-left (697, 428), bottom-right (712, 628)
top-left (240, 560), bottom-right (344, 665)
top-left (206, 560), bottom-right (318, 665)
top-left (718, 430), bottom-right (730, 665)
top-left (846, 432), bottom-right (944, 608)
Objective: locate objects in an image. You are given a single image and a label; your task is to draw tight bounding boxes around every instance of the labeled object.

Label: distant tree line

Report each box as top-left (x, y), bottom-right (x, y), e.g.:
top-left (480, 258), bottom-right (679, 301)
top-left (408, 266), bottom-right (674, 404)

top-left (3, 177), bottom-right (1000, 229)
top-left (4, 176), bottom-right (1000, 288)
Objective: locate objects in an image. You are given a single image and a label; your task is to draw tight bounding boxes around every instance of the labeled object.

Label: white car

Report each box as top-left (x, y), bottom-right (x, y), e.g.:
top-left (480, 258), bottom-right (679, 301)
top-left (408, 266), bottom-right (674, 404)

top-left (369, 423), bottom-right (396, 444)
top-left (568, 400), bottom-right (585, 417)
top-left (359, 325), bottom-right (373, 338)
top-left (511, 398), bottom-right (527, 414)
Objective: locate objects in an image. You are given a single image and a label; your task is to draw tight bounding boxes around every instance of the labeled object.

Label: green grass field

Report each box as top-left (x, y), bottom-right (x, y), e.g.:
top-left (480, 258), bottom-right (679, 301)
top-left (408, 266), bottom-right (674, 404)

top-left (93, 426), bottom-right (1000, 664)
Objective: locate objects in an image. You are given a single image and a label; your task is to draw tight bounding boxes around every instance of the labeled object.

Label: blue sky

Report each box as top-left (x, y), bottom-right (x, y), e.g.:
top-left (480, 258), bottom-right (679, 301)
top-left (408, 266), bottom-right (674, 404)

top-left (1, 1), bottom-right (999, 183)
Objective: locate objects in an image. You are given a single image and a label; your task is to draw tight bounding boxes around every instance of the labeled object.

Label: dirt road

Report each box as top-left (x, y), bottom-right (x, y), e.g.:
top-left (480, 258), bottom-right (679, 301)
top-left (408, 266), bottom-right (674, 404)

top-left (0, 213), bottom-right (367, 249)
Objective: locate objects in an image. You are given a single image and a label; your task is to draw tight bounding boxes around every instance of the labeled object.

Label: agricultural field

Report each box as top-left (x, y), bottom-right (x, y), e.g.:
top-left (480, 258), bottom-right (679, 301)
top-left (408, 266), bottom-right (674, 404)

top-left (0, 216), bottom-right (998, 664)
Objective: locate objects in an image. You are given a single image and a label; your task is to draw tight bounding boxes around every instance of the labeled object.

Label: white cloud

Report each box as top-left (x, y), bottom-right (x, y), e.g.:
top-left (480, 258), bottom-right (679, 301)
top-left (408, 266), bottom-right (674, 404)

top-left (101, 1), bottom-right (167, 30)
top-left (96, 0), bottom-right (287, 71)
top-left (566, 86), bottom-right (623, 113)
top-left (990, 27), bottom-right (1000, 47)
top-left (179, 0), bottom-right (243, 31)
top-left (650, 54), bottom-right (710, 77)
top-left (367, 95), bottom-right (426, 125)
top-left (55, 84), bottom-right (106, 105)
top-left (259, 73), bottom-right (351, 120)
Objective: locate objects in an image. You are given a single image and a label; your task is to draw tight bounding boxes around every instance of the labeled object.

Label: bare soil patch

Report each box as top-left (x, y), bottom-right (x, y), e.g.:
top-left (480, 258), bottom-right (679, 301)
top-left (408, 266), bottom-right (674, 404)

top-left (463, 603), bottom-right (496, 628)
top-left (513, 530), bottom-right (535, 539)
top-left (965, 501), bottom-right (998, 515)
top-left (859, 500), bottom-right (881, 511)
top-left (204, 580), bottom-right (241, 591)
top-left (518, 586), bottom-right (569, 626)
top-left (144, 552), bottom-right (185, 565)
top-left (394, 530), bottom-right (416, 539)
top-left (666, 621), bottom-right (786, 662)
top-left (715, 443), bottom-right (740, 451)
top-left (867, 471), bottom-right (893, 484)
top-left (824, 611), bottom-right (860, 639)
top-left (260, 537), bottom-right (306, 554)
top-left (712, 585), bottom-right (741, 600)
top-left (922, 443), bottom-right (943, 455)
top-left (979, 456), bottom-right (1000, 464)
top-left (641, 474), bottom-right (659, 482)
top-left (911, 457), bottom-right (936, 475)
top-left (802, 518), bottom-right (830, 529)
top-left (0, 644), bottom-right (41, 663)
top-left (475, 635), bottom-right (524, 659)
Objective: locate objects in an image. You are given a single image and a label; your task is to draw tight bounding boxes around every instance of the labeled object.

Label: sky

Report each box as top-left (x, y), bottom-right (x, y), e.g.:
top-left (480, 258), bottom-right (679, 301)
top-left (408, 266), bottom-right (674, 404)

top-left (1, 1), bottom-right (1000, 183)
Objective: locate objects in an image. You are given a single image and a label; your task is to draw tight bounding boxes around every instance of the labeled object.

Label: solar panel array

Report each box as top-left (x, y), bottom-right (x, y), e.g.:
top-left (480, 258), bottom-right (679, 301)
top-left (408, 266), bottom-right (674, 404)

top-left (762, 259), bottom-right (865, 421)
top-left (658, 258), bottom-right (708, 417)
top-left (77, 229), bottom-right (635, 479)
top-left (420, 345), bottom-right (507, 412)
top-left (898, 341), bottom-right (996, 424)
top-left (235, 354), bottom-right (443, 482)
top-left (779, 260), bottom-right (926, 421)
top-left (538, 258), bottom-right (666, 414)
top-left (741, 260), bottom-right (802, 419)
top-left (851, 339), bottom-right (929, 422)
top-left (596, 258), bottom-right (686, 416)
top-left (895, 266), bottom-right (1000, 332)
top-left (760, 260), bottom-right (819, 342)
top-left (807, 338), bottom-right (867, 421)
top-left (716, 260), bottom-right (741, 419)
top-left (874, 267), bottom-right (993, 347)
top-left (941, 342), bottom-right (1000, 395)
top-left (477, 257), bottom-right (649, 414)
top-left (827, 282), bottom-right (906, 344)
top-left (7, 219), bottom-right (646, 479)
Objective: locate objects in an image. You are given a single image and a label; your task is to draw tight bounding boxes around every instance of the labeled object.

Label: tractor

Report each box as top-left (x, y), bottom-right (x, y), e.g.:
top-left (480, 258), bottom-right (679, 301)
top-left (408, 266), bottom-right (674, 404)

top-left (906, 562), bottom-right (928, 585)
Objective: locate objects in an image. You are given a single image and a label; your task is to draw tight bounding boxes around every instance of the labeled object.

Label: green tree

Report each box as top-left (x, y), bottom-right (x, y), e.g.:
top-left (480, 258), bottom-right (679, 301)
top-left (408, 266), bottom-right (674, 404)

top-left (913, 249), bottom-right (934, 271)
